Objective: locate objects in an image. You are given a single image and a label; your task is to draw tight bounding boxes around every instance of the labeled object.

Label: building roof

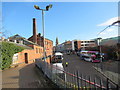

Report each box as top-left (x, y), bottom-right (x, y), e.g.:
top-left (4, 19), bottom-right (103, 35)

top-left (8, 34), bottom-right (40, 46)
top-left (64, 41), bottom-right (72, 44)
top-left (8, 34), bottom-right (25, 40)
top-left (28, 33), bottom-right (53, 42)
top-left (2, 41), bottom-right (33, 50)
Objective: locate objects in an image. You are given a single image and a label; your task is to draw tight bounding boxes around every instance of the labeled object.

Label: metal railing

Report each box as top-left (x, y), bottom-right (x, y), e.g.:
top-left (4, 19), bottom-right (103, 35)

top-left (35, 58), bottom-right (119, 89)
top-left (94, 63), bottom-right (120, 87)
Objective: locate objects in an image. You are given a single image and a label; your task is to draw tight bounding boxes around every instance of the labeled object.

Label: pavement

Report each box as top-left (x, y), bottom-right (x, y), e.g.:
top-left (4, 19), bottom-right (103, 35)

top-left (2, 63), bottom-right (57, 89)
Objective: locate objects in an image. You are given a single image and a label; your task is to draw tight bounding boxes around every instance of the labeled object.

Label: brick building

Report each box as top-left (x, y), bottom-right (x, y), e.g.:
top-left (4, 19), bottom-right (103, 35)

top-left (28, 18), bottom-right (53, 56)
top-left (15, 44), bottom-right (43, 64)
top-left (12, 43), bottom-right (51, 65)
top-left (55, 40), bottom-right (81, 52)
top-left (64, 41), bottom-right (72, 51)
top-left (72, 40), bottom-right (81, 51)
top-left (7, 34), bottom-right (52, 65)
top-left (7, 18), bottom-right (53, 65)
top-left (55, 39), bottom-right (97, 52)
top-left (7, 34), bottom-right (43, 64)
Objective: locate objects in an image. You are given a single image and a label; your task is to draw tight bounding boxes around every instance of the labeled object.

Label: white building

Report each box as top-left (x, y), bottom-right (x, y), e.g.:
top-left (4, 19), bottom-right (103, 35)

top-left (81, 40), bottom-right (96, 50)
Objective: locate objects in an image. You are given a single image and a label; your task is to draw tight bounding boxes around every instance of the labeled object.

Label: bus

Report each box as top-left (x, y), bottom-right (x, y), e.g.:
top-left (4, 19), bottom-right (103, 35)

top-left (80, 51), bottom-right (101, 63)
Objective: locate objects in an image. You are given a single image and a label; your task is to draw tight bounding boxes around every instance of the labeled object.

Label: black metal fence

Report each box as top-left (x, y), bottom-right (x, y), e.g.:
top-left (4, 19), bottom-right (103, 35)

top-left (35, 58), bottom-right (119, 89)
top-left (94, 62), bottom-right (120, 88)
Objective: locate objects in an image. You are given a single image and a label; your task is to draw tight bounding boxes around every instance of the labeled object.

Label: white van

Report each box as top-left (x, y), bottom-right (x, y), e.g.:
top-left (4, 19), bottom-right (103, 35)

top-left (52, 52), bottom-right (64, 74)
top-left (54, 52), bottom-right (63, 60)
top-left (52, 63), bottom-right (64, 73)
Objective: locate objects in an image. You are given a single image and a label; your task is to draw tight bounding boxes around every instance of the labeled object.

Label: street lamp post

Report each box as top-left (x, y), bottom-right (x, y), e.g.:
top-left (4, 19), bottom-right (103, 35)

top-left (34, 4), bottom-right (52, 62)
top-left (96, 20), bottom-right (120, 71)
top-left (97, 37), bottom-right (103, 71)
top-left (97, 37), bottom-right (102, 57)
top-left (97, 20), bottom-right (120, 36)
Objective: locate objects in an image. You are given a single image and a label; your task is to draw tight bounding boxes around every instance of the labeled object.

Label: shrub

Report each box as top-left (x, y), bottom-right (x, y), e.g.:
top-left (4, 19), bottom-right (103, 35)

top-left (1, 41), bottom-right (24, 70)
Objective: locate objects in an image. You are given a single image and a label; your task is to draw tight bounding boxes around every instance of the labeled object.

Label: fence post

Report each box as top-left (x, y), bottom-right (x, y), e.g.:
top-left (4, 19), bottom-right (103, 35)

top-left (116, 85), bottom-right (119, 90)
top-left (71, 71), bottom-right (74, 88)
top-left (51, 64), bottom-right (53, 81)
top-left (55, 64), bottom-right (57, 84)
top-left (100, 63), bottom-right (103, 71)
top-left (100, 78), bottom-right (102, 90)
top-left (80, 73), bottom-right (83, 89)
top-left (76, 71), bottom-right (80, 90)
top-left (84, 75), bottom-right (87, 89)
top-left (89, 75), bottom-right (91, 89)
top-left (74, 72), bottom-right (77, 89)
top-left (94, 77), bottom-right (96, 90)
top-left (106, 78), bottom-right (109, 90)
top-left (64, 72), bottom-right (66, 88)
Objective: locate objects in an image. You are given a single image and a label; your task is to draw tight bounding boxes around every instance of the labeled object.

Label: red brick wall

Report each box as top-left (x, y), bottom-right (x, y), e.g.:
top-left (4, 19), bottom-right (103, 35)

top-left (45, 39), bottom-right (53, 56)
top-left (17, 45), bottom-right (43, 64)
top-left (77, 41), bottom-right (81, 50)
top-left (28, 35), bottom-right (53, 57)
top-left (16, 44), bottom-right (52, 65)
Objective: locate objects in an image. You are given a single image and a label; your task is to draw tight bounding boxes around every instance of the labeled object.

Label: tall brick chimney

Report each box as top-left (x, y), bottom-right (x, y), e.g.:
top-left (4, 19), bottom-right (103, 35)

top-left (33, 18), bottom-right (37, 44)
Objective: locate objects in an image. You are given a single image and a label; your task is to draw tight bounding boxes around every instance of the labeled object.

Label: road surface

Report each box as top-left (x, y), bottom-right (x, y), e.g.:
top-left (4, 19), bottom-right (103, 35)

top-left (62, 54), bottom-right (117, 88)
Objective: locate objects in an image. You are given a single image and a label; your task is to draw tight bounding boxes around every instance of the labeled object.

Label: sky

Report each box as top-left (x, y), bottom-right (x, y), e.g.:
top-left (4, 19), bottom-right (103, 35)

top-left (2, 2), bottom-right (119, 45)
top-left (1, 0), bottom-right (120, 2)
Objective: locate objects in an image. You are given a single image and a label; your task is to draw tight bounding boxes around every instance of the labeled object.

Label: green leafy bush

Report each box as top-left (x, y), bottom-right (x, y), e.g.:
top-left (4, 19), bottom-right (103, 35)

top-left (1, 41), bottom-right (24, 70)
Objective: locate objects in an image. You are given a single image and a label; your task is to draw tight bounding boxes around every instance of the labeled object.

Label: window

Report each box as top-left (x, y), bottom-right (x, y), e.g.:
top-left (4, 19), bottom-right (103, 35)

top-left (17, 40), bottom-right (19, 43)
top-left (36, 48), bottom-right (38, 53)
top-left (45, 41), bottom-right (48, 45)
top-left (90, 41), bottom-right (95, 43)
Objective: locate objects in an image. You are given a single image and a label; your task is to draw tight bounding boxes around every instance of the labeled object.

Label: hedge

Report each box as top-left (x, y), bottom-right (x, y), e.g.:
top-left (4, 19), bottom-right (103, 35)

top-left (0, 41), bottom-right (25, 70)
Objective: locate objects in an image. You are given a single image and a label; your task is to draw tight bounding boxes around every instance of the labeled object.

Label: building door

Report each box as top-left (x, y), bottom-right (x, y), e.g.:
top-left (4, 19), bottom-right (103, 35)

top-left (24, 53), bottom-right (28, 63)
top-left (12, 53), bottom-right (18, 64)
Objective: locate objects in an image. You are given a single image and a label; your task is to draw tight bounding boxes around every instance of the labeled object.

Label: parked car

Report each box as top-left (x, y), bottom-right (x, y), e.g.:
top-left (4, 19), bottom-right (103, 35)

top-left (77, 51), bottom-right (80, 56)
top-left (66, 51), bottom-right (71, 55)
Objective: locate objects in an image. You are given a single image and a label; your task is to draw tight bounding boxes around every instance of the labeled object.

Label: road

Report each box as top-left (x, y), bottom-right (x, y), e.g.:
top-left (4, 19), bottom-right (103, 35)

top-left (63, 54), bottom-right (102, 76)
top-left (62, 54), bottom-right (116, 88)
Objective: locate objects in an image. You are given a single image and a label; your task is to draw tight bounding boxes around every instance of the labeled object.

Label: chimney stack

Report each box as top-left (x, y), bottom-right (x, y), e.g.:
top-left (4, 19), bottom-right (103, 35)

top-left (33, 18), bottom-right (37, 44)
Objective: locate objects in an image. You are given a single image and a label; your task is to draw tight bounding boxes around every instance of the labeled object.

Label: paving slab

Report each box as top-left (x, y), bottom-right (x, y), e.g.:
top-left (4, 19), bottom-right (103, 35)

top-left (2, 63), bottom-right (57, 89)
